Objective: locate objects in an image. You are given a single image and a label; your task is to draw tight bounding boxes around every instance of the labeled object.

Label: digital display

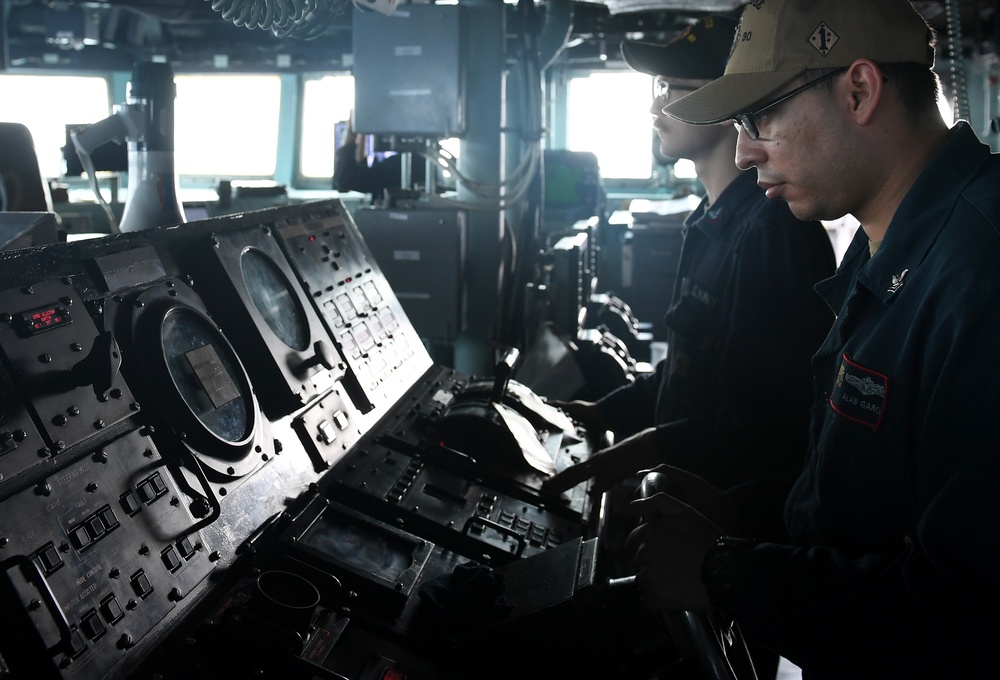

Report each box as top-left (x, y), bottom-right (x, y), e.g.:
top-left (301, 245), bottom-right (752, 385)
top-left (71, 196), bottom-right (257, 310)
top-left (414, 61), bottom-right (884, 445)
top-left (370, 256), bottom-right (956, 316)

top-left (300, 510), bottom-right (416, 583)
top-left (20, 304), bottom-right (73, 335)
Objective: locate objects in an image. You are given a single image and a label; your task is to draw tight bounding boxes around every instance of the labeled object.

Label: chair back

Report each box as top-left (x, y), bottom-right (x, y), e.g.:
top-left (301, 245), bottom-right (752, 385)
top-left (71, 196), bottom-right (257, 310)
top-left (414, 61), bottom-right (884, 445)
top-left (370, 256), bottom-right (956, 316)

top-left (0, 122), bottom-right (54, 212)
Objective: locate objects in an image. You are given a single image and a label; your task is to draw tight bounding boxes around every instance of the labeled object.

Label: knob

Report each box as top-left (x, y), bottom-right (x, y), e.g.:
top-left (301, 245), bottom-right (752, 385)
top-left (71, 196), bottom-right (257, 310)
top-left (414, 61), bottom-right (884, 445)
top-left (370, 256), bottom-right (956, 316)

top-left (299, 340), bottom-right (337, 374)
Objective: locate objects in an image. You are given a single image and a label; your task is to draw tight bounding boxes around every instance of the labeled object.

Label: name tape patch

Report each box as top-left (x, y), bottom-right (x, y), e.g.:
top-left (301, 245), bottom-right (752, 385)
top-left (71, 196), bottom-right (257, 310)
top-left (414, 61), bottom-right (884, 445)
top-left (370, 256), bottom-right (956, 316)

top-left (829, 353), bottom-right (888, 431)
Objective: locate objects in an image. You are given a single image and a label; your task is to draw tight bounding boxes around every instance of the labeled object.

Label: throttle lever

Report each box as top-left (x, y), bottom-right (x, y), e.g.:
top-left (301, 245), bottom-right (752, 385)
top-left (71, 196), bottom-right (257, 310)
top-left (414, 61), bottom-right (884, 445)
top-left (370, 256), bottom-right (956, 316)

top-left (604, 472), bottom-right (665, 592)
top-left (491, 347), bottom-right (520, 403)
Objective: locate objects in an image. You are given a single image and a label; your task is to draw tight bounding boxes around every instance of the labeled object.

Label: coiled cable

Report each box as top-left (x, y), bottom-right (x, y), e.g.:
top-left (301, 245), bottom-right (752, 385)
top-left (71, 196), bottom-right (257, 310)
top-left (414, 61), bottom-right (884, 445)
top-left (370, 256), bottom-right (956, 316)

top-left (944, 0), bottom-right (971, 121)
top-left (206, 0), bottom-right (344, 38)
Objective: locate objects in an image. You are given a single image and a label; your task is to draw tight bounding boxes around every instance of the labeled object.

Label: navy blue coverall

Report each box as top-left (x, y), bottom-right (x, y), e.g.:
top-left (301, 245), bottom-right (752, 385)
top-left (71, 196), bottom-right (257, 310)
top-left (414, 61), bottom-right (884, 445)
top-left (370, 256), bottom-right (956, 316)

top-left (597, 170), bottom-right (836, 490)
top-left (723, 123), bottom-right (1000, 678)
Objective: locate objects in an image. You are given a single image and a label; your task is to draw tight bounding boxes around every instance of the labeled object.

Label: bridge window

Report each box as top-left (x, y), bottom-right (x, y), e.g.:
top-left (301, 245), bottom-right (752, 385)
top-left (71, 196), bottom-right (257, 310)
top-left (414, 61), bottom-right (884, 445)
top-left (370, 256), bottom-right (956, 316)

top-left (0, 75), bottom-right (110, 179)
top-left (174, 74), bottom-right (281, 177)
top-left (565, 72), bottom-right (655, 180)
top-left (300, 75), bottom-right (355, 179)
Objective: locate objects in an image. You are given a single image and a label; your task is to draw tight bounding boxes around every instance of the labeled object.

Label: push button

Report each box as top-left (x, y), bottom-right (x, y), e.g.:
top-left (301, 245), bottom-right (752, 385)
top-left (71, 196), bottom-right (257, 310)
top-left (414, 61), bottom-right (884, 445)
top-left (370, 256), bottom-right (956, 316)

top-left (98, 506), bottom-right (119, 531)
top-left (130, 569), bottom-right (153, 599)
top-left (70, 525), bottom-right (92, 550)
top-left (120, 491), bottom-right (141, 516)
top-left (136, 482), bottom-right (156, 505)
top-left (137, 473), bottom-right (167, 504)
top-left (36, 542), bottom-right (63, 574)
top-left (100, 595), bottom-right (124, 624)
top-left (177, 536), bottom-right (195, 560)
top-left (161, 546), bottom-right (181, 573)
top-left (84, 515), bottom-right (105, 541)
top-left (80, 610), bottom-right (106, 640)
top-left (67, 627), bottom-right (87, 658)
top-left (528, 525), bottom-right (546, 546)
top-left (316, 420), bottom-right (336, 445)
top-left (148, 473), bottom-right (167, 496)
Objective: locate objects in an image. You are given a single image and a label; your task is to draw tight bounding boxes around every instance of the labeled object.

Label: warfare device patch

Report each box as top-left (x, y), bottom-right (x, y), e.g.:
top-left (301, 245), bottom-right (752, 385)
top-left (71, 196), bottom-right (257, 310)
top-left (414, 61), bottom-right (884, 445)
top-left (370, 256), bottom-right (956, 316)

top-left (830, 353), bottom-right (888, 431)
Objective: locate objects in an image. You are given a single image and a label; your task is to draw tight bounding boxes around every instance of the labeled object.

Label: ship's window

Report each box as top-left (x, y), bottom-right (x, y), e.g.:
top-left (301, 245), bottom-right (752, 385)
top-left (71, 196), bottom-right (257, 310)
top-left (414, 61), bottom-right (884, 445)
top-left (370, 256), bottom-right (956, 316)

top-left (174, 75), bottom-right (281, 177)
top-left (0, 75), bottom-right (110, 179)
top-left (300, 75), bottom-right (355, 179)
top-left (566, 72), bottom-right (655, 180)
top-left (300, 74), bottom-right (459, 186)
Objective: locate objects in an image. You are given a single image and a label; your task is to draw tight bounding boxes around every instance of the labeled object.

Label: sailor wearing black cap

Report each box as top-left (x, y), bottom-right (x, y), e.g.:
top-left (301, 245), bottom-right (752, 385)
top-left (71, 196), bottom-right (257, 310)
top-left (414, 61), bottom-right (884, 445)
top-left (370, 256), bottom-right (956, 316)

top-left (543, 19), bottom-right (837, 640)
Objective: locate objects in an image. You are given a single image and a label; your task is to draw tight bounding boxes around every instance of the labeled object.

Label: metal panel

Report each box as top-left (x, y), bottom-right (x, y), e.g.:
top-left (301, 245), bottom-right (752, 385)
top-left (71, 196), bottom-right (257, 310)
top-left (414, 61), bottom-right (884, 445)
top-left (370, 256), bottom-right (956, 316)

top-left (353, 4), bottom-right (465, 137)
top-left (353, 207), bottom-right (467, 341)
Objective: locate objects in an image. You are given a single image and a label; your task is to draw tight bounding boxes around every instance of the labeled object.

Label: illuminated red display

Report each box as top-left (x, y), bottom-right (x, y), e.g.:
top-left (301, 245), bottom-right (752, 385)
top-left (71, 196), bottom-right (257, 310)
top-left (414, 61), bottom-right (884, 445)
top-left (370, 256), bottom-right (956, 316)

top-left (20, 304), bottom-right (73, 335)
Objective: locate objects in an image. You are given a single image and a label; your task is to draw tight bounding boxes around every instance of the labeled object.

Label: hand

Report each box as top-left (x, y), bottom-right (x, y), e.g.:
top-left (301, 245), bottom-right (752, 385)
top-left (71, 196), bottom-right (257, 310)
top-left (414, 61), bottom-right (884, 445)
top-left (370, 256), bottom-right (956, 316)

top-left (624, 466), bottom-right (737, 612)
top-left (544, 399), bottom-right (609, 432)
top-left (542, 427), bottom-right (660, 496)
top-left (625, 491), bottom-right (720, 612)
top-left (638, 465), bottom-right (739, 533)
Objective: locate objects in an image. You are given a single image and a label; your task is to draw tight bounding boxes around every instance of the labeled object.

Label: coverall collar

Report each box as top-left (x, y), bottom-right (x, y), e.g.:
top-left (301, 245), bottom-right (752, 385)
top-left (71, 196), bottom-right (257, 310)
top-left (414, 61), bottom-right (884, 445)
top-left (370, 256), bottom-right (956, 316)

top-left (818, 122), bottom-right (990, 311)
top-left (686, 169), bottom-right (761, 240)
top-left (857, 122), bottom-right (990, 305)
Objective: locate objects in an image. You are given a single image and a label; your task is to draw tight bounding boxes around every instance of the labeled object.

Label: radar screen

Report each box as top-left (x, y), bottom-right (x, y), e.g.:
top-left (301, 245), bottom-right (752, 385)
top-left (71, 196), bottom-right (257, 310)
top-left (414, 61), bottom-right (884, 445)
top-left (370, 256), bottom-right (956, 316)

top-left (183, 226), bottom-right (344, 419)
top-left (123, 279), bottom-right (264, 479)
top-left (241, 249), bottom-right (309, 351)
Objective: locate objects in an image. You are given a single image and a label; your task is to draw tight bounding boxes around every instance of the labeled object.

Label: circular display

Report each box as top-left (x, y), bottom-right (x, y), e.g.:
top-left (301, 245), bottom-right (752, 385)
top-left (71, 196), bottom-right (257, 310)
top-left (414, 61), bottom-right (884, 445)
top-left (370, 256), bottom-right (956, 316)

top-left (160, 307), bottom-right (251, 443)
top-left (240, 249), bottom-right (309, 351)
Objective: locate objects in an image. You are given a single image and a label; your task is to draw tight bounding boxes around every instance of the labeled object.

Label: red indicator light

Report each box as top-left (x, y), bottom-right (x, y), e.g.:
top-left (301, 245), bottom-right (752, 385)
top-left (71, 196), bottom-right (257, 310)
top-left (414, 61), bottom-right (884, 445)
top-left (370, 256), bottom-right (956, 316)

top-left (19, 303), bottom-right (73, 335)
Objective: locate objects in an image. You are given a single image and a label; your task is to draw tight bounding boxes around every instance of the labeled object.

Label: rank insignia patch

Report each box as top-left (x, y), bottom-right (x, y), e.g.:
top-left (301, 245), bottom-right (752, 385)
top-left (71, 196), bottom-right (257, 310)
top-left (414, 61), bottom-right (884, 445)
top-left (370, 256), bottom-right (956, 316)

top-left (830, 353), bottom-right (888, 431)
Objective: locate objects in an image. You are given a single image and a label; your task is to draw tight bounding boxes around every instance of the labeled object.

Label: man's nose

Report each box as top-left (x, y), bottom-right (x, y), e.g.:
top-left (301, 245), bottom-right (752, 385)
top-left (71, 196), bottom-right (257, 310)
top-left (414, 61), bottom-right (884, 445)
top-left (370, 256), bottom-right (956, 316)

top-left (735, 125), bottom-right (763, 171)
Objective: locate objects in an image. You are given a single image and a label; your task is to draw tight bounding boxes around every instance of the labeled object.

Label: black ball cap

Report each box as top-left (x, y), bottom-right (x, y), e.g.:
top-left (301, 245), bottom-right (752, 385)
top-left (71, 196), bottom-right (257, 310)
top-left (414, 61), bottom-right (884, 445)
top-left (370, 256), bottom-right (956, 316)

top-left (621, 14), bottom-right (739, 80)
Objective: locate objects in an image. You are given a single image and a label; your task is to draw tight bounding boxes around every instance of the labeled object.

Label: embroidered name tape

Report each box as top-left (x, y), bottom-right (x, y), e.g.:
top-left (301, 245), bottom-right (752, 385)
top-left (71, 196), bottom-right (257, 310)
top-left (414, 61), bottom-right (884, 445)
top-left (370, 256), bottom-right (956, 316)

top-left (830, 353), bottom-right (889, 431)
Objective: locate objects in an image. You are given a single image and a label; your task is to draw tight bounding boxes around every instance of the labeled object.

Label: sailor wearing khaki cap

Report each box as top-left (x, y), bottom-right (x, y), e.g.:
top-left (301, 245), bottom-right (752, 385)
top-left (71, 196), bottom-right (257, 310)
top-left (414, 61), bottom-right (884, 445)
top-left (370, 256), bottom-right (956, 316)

top-left (627, 1), bottom-right (1000, 678)
top-left (664, 0), bottom-right (934, 126)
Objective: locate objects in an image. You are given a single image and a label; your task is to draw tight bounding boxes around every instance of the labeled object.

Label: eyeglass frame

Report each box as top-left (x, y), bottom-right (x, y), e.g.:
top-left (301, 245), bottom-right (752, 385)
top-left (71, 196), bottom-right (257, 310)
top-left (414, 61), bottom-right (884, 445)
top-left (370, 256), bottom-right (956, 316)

top-left (732, 67), bottom-right (848, 140)
top-left (654, 79), bottom-right (701, 101)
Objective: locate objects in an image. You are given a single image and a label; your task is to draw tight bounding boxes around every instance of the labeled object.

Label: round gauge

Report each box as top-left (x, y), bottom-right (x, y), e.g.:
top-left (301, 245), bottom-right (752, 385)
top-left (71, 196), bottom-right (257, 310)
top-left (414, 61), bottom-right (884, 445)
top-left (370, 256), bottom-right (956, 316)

top-left (240, 249), bottom-right (309, 351)
top-left (160, 306), bottom-right (252, 444)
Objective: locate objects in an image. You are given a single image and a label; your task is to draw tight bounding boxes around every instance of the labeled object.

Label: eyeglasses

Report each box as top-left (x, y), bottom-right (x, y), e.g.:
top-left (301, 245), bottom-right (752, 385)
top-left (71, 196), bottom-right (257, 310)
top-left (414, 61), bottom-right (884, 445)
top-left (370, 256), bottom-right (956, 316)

top-left (732, 67), bottom-right (848, 140)
top-left (655, 80), bottom-right (700, 100)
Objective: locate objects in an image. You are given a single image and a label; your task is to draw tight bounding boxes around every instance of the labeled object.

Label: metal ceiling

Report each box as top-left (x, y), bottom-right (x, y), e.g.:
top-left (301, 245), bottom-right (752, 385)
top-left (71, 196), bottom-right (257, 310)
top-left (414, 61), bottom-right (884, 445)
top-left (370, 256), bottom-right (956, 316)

top-left (1, 0), bottom-right (996, 73)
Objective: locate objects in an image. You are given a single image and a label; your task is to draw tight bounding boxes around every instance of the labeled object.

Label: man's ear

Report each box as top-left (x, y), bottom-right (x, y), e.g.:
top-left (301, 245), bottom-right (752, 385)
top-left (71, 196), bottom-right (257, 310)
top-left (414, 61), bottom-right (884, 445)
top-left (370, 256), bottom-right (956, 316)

top-left (843, 58), bottom-right (884, 126)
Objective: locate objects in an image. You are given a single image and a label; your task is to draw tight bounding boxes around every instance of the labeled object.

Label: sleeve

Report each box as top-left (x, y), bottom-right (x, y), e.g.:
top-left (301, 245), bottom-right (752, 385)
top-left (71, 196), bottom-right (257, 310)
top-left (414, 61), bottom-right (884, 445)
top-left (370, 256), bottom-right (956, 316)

top-left (333, 141), bottom-right (366, 193)
top-left (723, 279), bottom-right (1000, 677)
top-left (336, 153), bottom-right (410, 196)
top-left (595, 360), bottom-right (665, 436)
top-left (663, 203), bottom-right (836, 489)
top-left (726, 470), bottom-right (798, 542)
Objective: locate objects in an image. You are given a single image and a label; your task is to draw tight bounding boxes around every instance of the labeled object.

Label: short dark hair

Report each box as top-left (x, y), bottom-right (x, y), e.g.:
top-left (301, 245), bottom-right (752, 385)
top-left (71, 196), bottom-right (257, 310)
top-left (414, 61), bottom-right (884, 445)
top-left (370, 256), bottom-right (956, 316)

top-left (803, 62), bottom-right (941, 123)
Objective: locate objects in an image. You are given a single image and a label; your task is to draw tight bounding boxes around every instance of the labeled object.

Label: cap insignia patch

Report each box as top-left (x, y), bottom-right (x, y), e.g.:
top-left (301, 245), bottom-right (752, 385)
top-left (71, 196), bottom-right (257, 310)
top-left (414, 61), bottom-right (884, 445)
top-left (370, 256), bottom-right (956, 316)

top-left (808, 22), bottom-right (839, 56)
